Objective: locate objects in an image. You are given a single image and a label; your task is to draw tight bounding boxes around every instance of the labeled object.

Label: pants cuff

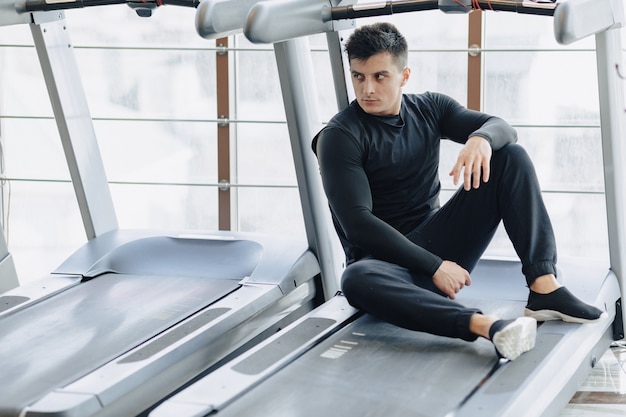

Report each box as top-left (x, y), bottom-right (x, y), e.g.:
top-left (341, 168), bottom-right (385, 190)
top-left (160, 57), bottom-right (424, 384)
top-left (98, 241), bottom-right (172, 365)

top-left (523, 261), bottom-right (558, 286)
top-left (457, 308), bottom-right (482, 341)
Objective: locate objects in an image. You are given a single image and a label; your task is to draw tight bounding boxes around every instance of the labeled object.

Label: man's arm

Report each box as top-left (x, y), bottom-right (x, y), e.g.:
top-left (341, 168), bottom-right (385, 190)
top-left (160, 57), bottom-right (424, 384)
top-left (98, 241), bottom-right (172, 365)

top-left (438, 96), bottom-right (518, 150)
top-left (435, 94), bottom-right (518, 191)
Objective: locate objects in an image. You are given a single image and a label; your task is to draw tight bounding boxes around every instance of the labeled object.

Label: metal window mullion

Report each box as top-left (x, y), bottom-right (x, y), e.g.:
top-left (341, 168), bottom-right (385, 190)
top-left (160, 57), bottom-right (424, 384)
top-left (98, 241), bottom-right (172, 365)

top-left (467, 10), bottom-right (483, 111)
top-left (229, 35), bottom-right (239, 232)
top-left (216, 37), bottom-right (231, 231)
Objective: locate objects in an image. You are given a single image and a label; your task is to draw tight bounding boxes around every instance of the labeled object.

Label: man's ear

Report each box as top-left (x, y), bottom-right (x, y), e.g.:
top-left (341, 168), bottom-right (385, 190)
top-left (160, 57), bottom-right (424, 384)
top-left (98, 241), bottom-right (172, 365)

top-left (401, 67), bottom-right (411, 86)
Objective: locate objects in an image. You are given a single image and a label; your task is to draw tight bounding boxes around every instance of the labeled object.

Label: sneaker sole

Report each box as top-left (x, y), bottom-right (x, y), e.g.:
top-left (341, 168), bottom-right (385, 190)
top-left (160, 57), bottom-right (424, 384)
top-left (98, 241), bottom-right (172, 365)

top-left (524, 308), bottom-right (608, 324)
top-left (492, 317), bottom-right (537, 361)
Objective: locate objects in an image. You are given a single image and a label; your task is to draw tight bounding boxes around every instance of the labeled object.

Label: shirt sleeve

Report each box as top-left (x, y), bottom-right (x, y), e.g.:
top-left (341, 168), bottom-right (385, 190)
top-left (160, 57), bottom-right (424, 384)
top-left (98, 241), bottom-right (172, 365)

top-left (315, 126), bottom-right (443, 277)
top-left (434, 93), bottom-right (518, 150)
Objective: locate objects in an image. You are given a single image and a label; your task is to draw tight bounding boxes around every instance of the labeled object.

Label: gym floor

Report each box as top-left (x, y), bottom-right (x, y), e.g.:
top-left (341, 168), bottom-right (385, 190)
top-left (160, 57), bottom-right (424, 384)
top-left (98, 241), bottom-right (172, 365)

top-left (560, 342), bottom-right (626, 416)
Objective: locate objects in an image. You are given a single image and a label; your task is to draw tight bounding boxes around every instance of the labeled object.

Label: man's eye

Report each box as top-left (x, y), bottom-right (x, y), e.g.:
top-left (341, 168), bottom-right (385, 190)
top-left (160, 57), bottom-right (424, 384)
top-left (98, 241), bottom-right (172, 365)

top-left (377, 74), bottom-right (385, 80)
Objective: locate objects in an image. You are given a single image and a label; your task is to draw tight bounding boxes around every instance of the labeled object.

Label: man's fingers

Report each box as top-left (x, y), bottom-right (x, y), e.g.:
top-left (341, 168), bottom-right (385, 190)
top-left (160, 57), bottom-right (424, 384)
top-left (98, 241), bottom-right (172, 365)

top-left (460, 156), bottom-right (473, 190)
top-left (449, 161), bottom-right (462, 185)
top-left (457, 158), bottom-right (490, 190)
top-left (482, 158), bottom-right (490, 183)
top-left (472, 164), bottom-right (481, 189)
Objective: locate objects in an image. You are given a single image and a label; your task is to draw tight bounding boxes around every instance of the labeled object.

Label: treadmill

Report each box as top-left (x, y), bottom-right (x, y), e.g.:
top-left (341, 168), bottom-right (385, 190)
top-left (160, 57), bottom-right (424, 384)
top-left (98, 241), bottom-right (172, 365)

top-left (0, 2), bottom-right (344, 416)
top-left (149, 1), bottom-right (626, 416)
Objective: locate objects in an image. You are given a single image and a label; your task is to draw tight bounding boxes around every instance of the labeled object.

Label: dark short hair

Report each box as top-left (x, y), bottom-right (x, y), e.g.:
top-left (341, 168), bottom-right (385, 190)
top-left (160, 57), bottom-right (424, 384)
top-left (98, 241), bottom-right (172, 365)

top-left (344, 22), bottom-right (408, 69)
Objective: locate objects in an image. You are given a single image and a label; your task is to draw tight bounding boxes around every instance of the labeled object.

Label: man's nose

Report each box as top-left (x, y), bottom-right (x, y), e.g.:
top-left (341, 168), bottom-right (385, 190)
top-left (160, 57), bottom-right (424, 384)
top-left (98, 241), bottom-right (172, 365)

top-left (362, 78), bottom-right (375, 95)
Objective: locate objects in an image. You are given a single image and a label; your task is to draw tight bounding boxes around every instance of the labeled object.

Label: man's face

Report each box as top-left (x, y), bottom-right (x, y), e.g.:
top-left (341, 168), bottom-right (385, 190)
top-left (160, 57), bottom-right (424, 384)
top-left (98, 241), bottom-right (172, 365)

top-left (349, 52), bottom-right (410, 116)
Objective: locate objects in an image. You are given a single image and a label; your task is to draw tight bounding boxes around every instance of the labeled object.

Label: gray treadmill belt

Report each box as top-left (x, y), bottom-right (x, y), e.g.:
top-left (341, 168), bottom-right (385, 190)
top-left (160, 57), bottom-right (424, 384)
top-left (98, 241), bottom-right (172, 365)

top-left (215, 301), bottom-right (520, 417)
top-left (0, 273), bottom-right (239, 417)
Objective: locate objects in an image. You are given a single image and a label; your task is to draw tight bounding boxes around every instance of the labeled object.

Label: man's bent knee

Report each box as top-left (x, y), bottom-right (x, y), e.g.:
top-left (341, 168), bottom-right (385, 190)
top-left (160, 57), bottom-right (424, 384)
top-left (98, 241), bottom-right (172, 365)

top-left (340, 261), bottom-right (375, 303)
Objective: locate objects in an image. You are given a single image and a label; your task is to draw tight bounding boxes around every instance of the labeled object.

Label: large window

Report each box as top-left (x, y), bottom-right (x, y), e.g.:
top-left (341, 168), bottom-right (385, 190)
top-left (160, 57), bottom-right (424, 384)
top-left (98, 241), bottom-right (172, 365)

top-left (230, 35), bottom-right (303, 235)
top-left (481, 12), bottom-right (606, 261)
top-left (0, 6), bottom-right (622, 285)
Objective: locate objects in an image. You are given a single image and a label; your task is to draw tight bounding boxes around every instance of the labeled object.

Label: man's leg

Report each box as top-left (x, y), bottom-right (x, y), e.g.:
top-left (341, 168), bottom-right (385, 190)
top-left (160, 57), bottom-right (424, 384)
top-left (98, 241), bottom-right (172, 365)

top-left (341, 258), bottom-right (537, 359)
top-left (414, 144), bottom-right (604, 323)
top-left (411, 144), bottom-right (555, 275)
top-left (341, 258), bottom-right (480, 341)
top-left (487, 145), bottom-right (605, 322)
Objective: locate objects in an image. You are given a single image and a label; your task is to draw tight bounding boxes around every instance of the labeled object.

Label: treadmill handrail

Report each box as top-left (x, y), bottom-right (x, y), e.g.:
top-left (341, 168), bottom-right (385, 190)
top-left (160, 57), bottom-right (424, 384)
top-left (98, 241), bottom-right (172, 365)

top-left (330, 0), bottom-right (557, 20)
top-left (244, 0), bottom-right (557, 44)
top-left (15, 0), bottom-right (200, 13)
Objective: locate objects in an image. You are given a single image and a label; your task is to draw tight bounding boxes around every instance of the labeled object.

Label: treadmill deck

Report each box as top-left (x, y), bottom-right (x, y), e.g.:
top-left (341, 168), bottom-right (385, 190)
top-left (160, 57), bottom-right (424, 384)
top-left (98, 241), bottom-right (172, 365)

top-left (213, 299), bottom-right (514, 417)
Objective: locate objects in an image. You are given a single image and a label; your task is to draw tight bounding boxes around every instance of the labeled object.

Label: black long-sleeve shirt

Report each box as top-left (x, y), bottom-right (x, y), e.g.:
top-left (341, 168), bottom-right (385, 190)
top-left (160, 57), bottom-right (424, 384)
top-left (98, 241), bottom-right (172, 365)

top-left (312, 92), bottom-right (517, 277)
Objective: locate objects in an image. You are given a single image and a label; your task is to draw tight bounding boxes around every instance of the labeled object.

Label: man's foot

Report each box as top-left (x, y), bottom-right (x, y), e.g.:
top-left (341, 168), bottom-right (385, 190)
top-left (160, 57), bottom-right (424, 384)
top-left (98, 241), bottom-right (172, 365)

top-left (489, 317), bottom-right (537, 361)
top-left (524, 287), bottom-right (607, 323)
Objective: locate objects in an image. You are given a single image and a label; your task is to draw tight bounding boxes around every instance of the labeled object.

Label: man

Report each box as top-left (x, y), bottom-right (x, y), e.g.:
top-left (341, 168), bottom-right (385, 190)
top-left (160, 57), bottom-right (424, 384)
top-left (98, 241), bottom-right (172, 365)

top-left (312, 22), bottom-right (605, 361)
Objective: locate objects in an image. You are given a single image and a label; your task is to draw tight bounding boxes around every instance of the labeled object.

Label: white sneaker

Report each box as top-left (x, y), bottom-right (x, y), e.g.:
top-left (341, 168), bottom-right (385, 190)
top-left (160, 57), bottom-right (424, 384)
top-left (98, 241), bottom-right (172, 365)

top-left (490, 317), bottom-right (537, 361)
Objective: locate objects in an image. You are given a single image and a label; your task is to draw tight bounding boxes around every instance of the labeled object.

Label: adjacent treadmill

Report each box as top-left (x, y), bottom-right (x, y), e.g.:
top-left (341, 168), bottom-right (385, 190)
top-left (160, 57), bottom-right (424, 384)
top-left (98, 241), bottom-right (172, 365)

top-left (0, 229), bottom-right (322, 417)
top-left (0, 2), bottom-right (343, 416)
top-left (149, 1), bottom-right (626, 416)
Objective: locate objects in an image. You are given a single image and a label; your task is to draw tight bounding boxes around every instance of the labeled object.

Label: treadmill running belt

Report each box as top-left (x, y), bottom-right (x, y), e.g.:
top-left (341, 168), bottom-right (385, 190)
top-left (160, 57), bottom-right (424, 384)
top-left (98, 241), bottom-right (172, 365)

top-left (214, 309), bottom-right (511, 417)
top-left (0, 273), bottom-right (239, 417)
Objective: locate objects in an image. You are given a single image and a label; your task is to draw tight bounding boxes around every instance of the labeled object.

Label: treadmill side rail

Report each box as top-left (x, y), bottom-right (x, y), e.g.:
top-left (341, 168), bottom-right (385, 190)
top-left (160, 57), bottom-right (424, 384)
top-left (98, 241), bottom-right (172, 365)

top-left (0, 275), bottom-right (82, 317)
top-left (19, 392), bottom-right (102, 417)
top-left (455, 271), bottom-right (621, 417)
top-left (149, 295), bottom-right (359, 417)
top-left (21, 280), bottom-right (318, 417)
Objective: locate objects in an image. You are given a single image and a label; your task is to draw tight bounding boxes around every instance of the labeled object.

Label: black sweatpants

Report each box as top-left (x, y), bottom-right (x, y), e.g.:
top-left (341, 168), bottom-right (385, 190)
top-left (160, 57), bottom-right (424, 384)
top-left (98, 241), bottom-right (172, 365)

top-left (341, 144), bottom-right (557, 341)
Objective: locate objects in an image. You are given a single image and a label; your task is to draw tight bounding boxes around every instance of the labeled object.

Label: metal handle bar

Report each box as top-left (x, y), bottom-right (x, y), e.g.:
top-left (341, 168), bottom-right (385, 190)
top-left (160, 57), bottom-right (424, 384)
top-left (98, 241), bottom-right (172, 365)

top-left (329, 0), bottom-right (556, 21)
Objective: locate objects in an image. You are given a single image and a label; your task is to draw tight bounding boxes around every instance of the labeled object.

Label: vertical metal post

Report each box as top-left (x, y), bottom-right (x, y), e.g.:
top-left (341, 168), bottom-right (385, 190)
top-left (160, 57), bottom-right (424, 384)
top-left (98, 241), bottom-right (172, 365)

top-left (30, 13), bottom-right (117, 239)
top-left (467, 10), bottom-right (483, 111)
top-left (596, 26), bottom-right (626, 335)
top-left (0, 28), bottom-right (18, 289)
top-left (274, 38), bottom-right (344, 300)
top-left (325, 31), bottom-right (351, 112)
top-left (216, 37), bottom-right (231, 231)
top-left (0, 230), bottom-right (18, 292)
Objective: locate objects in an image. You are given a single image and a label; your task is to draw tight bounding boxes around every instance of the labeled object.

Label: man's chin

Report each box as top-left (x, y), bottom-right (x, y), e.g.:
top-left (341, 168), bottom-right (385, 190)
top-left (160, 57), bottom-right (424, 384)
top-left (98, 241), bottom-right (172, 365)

top-left (359, 101), bottom-right (380, 114)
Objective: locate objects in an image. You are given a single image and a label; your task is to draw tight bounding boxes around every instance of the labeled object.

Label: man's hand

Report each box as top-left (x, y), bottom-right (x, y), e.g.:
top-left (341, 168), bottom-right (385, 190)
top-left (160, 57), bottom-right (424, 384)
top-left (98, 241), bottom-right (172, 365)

top-left (433, 260), bottom-right (472, 299)
top-left (449, 136), bottom-right (492, 191)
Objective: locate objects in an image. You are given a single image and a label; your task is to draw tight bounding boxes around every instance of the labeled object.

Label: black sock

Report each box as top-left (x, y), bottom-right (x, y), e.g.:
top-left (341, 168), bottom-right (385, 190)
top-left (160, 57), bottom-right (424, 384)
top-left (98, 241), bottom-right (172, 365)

top-left (488, 319), bottom-right (514, 341)
top-left (488, 318), bottom-right (536, 360)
